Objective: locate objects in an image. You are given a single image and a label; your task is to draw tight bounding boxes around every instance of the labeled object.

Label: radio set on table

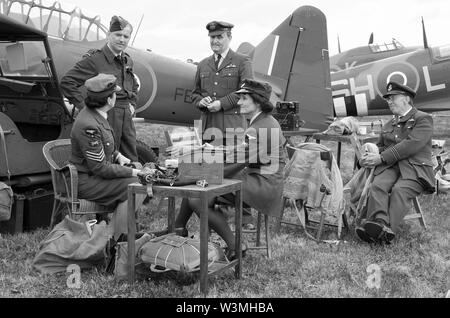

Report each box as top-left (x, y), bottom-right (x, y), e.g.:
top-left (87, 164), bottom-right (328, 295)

top-left (273, 101), bottom-right (305, 131)
top-left (276, 101), bottom-right (300, 113)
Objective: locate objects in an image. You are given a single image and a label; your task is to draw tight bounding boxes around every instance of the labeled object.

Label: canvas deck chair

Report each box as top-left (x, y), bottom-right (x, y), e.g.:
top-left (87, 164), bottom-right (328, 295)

top-left (277, 143), bottom-right (347, 241)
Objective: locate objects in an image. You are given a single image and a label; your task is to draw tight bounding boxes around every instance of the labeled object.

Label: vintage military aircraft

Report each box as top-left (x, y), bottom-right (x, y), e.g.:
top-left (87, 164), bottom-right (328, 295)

top-left (330, 37), bottom-right (422, 73)
top-left (329, 18), bottom-right (450, 117)
top-left (330, 40), bottom-right (450, 117)
top-left (0, 0), bottom-right (333, 183)
top-left (331, 18), bottom-right (429, 72)
top-left (1, 0), bottom-right (450, 188)
top-left (0, 1), bottom-right (333, 232)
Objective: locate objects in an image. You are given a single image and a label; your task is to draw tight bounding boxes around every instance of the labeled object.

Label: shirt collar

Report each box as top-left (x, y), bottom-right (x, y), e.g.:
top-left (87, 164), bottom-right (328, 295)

top-left (249, 111), bottom-right (262, 126)
top-left (96, 108), bottom-right (108, 120)
top-left (215, 48), bottom-right (230, 60)
top-left (400, 106), bottom-right (413, 117)
top-left (106, 43), bottom-right (122, 58)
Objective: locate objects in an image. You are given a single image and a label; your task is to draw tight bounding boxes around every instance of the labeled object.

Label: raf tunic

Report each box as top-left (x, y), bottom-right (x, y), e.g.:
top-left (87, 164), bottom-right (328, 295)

top-left (224, 113), bottom-right (286, 217)
top-left (192, 50), bottom-right (253, 144)
top-left (61, 45), bottom-right (139, 161)
top-left (70, 107), bottom-right (137, 207)
top-left (366, 107), bottom-right (435, 232)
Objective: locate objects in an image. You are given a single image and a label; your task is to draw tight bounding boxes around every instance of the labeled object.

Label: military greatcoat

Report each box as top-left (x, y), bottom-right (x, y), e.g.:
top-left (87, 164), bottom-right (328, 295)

top-left (375, 107), bottom-right (435, 191)
top-left (366, 107), bottom-right (435, 231)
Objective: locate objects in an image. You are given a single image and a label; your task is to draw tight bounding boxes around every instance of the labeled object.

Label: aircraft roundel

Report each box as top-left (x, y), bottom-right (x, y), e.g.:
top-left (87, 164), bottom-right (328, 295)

top-left (131, 59), bottom-right (158, 113)
top-left (374, 61), bottom-right (420, 98)
top-left (133, 73), bottom-right (141, 93)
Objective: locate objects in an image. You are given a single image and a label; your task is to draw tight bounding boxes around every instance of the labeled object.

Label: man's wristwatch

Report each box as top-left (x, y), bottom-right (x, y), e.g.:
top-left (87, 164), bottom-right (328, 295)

top-left (380, 154), bottom-right (386, 164)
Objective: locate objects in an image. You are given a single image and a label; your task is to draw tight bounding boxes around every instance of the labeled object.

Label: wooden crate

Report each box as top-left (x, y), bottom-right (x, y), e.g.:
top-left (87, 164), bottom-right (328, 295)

top-left (178, 161), bottom-right (224, 185)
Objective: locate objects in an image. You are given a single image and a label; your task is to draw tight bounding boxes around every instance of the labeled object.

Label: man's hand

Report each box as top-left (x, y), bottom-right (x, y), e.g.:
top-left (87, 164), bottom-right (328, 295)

top-left (360, 152), bottom-right (382, 167)
top-left (129, 103), bottom-right (136, 116)
top-left (198, 96), bottom-right (213, 109)
top-left (207, 100), bottom-right (222, 113)
top-left (64, 98), bottom-right (80, 118)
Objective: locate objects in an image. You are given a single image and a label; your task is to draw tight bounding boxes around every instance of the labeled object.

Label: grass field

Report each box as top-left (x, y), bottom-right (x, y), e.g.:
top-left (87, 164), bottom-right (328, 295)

top-left (0, 114), bottom-right (449, 298)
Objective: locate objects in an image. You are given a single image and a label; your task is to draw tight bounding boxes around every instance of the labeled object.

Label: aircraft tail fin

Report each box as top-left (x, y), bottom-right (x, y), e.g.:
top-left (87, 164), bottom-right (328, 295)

top-left (252, 5), bottom-right (333, 130)
top-left (237, 42), bottom-right (255, 59)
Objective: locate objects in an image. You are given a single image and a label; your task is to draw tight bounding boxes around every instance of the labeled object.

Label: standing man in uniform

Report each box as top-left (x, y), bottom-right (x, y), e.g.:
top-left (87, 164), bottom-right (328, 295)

top-left (356, 81), bottom-right (435, 244)
top-left (192, 21), bottom-right (253, 146)
top-left (61, 15), bottom-right (139, 162)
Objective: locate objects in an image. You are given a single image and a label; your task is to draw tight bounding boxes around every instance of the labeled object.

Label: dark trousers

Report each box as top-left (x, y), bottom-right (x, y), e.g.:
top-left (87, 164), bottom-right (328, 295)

top-left (107, 103), bottom-right (138, 162)
top-left (366, 165), bottom-right (424, 232)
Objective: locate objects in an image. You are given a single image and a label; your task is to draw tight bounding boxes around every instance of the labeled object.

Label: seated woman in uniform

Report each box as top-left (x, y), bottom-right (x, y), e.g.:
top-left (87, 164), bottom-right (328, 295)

top-left (174, 79), bottom-right (287, 260)
top-left (70, 73), bottom-right (144, 239)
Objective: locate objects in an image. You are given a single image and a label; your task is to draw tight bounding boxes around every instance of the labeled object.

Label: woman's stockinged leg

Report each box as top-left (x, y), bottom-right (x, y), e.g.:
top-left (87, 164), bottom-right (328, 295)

top-left (188, 198), bottom-right (236, 251)
top-left (109, 194), bottom-right (146, 240)
top-left (174, 198), bottom-right (194, 229)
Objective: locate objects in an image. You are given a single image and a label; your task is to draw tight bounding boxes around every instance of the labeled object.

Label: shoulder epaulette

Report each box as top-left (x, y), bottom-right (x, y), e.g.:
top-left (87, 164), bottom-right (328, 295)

top-left (82, 49), bottom-right (102, 59)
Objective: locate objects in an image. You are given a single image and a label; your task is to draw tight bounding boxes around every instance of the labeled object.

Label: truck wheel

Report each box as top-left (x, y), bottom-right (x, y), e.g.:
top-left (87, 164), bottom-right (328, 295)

top-left (136, 140), bottom-right (157, 164)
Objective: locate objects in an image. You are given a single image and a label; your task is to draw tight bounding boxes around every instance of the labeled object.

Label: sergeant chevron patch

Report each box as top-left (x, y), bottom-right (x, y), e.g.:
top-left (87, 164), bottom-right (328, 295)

top-left (85, 148), bottom-right (105, 162)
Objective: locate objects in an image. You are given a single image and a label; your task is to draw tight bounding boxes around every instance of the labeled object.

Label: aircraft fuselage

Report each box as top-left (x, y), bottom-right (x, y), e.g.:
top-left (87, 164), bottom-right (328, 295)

top-left (49, 37), bottom-right (200, 126)
top-left (331, 48), bottom-right (450, 117)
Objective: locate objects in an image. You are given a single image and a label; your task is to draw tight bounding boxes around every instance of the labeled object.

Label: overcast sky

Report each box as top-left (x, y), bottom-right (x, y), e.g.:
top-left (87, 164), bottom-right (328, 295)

top-left (66, 0), bottom-right (450, 61)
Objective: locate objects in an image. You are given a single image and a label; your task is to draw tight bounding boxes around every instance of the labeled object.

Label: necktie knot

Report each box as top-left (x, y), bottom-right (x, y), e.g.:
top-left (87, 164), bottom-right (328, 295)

top-left (215, 54), bottom-right (222, 70)
top-left (115, 55), bottom-right (123, 64)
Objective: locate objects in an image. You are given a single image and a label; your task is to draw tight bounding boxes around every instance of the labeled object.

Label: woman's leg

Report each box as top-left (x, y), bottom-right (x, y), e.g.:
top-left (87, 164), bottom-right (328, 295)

top-left (188, 198), bottom-right (236, 251)
top-left (174, 198), bottom-right (194, 229)
top-left (109, 193), bottom-right (146, 240)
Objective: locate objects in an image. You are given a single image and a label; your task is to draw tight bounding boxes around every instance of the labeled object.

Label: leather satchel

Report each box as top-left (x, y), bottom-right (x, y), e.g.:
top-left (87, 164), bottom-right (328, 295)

top-left (139, 233), bottom-right (222, 273)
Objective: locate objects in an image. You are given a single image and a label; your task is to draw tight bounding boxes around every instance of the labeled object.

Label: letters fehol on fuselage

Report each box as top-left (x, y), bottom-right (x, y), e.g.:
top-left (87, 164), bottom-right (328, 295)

top-left (331, 46), bottom-right (450, 117)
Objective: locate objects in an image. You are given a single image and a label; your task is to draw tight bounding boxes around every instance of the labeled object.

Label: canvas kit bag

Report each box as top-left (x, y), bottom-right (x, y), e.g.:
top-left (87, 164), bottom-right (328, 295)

top-left (139, 233), bottom-right (222, 273)
top-left (32, 216), bottom-right (109, 274)
top-left (110, 233), bottom-right (154, 281)
top-left (0, 181), bottom-right (13, 221)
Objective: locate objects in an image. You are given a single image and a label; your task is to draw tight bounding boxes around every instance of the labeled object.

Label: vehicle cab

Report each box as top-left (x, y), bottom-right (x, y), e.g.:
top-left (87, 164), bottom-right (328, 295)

top-left (0, 14), bottom-right (72, 187)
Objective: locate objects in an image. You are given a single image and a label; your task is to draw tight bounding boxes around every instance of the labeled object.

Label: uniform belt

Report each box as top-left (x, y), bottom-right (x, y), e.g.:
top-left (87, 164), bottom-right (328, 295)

top-left (114, 99), bottom-right (131, 109)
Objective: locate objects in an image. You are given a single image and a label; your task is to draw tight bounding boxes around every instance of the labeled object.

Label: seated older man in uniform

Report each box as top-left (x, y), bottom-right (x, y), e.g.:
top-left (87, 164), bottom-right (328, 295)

top-left (356, 81), bottom-right (435, 244)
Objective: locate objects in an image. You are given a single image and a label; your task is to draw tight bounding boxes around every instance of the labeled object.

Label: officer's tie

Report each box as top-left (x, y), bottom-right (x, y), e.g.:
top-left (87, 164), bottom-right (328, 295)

top-left (394, 115), bottom-right (400, 125)
top-left (114, 55), bottom-right (123, 64)
top-left (215, 54), bottom-right (222, 70)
